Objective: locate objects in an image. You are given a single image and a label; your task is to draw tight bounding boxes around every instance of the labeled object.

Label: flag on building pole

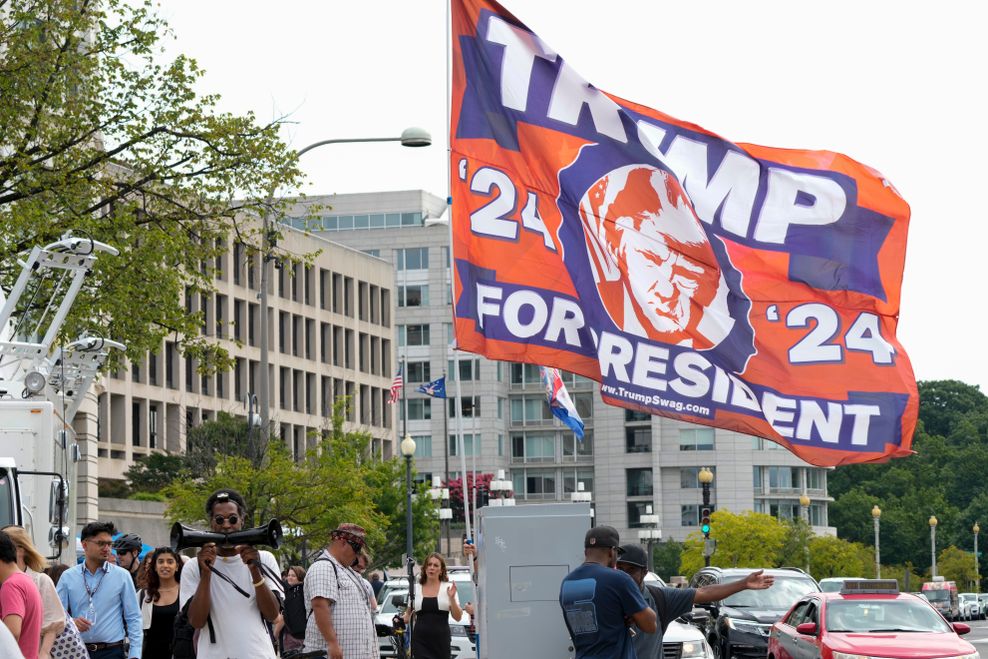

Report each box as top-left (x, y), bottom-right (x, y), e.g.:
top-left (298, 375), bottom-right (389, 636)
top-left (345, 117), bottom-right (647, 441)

top-left (388, 364), bottom-right (403, 404)
top-left (417, 376), bottom-right (447, 399)
top-left (540, 366), bottom-right (585, 440)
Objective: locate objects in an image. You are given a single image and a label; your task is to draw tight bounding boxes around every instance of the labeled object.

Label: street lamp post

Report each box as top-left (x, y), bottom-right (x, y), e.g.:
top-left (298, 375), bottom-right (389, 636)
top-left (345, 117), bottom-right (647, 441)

top-left (930, 515), bottom-right (938, 578)
top-left (488, 470), bottom-right (515, 507)
top-left (400, 434), bottom-right (417, 646)
top-left (799, 494), bottom-right (811, 574)
top-left (430, 476), bottom-right (452, 553)
top-left (638, 505), bottom-right (661, 574)
top-left (975, 522), bottom-right (981, 593)
top-left (698, 467), bottom-right (714, 567)
top-left (257, 128), bottom-right (432, 440)
top-left (872, 505), bottom-right (881, 578)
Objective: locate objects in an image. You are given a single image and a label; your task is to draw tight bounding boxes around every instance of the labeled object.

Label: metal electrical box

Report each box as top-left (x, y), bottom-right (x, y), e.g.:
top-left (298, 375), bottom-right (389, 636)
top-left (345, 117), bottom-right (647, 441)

top-left (476, 503), bottom-right (591, 659)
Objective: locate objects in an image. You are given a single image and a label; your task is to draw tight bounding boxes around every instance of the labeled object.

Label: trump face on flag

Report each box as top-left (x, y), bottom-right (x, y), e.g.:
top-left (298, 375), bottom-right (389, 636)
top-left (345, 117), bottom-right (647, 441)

top-left (579, 163), bottom-right (734, 352)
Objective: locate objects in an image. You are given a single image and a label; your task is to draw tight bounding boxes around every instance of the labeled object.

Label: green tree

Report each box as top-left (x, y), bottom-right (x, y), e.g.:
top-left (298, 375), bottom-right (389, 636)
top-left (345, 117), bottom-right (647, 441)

top-left (0, 0), bottom-right (304, 371)
top-left (807, 536), bottom-right (869, 579)
top-left (778, 518), bottom-right (814, 570)
top-left (183, 412), bottom-right (259, 476)
top-left (651, 540), bottom-right (684, 582)
top-left (936, 546), bottom-right (977, 589)
top-left (680, 510), bottom-right (786, 576)
top-left (125, 453), bottom-right (185, 493)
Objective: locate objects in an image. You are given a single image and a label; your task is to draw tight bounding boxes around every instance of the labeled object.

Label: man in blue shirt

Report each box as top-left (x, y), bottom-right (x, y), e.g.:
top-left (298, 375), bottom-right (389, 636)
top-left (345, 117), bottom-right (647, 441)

top-left (57, 521), bottom-right (142, 659)
top-left (560, 526), bottom-right (657, 659)
top-left (615, 544), bottom-right (774, 659)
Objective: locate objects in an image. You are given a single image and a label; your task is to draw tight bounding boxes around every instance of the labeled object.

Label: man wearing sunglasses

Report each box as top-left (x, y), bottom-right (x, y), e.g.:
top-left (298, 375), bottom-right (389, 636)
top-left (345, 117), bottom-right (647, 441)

top-left (302, 523), bottom-right (377, 659)
top-left (179, 489), bottom-right (283, 659)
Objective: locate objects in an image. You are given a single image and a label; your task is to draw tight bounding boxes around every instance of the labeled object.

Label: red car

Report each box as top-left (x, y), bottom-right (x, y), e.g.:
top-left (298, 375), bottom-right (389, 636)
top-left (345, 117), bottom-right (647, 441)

top-left (768, 580), bottom-right (978, 659)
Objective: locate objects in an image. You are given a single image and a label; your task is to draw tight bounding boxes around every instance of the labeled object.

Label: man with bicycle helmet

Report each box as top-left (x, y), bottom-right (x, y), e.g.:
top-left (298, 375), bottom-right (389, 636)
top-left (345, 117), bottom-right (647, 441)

top-left (113, 533), bottom-right (144, 588)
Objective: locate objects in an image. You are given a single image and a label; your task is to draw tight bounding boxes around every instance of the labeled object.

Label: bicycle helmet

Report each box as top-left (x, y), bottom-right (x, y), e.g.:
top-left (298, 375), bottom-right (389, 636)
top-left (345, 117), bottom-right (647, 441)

top-left (112, 533), bottom-right (143, 553)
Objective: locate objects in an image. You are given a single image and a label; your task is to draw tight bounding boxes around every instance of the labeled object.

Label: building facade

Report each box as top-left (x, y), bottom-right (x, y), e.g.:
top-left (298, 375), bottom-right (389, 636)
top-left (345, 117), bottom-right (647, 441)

top-left (88, 221), bottom-right (397, 487)
top-left (291, 190), bottom-right (835, 543)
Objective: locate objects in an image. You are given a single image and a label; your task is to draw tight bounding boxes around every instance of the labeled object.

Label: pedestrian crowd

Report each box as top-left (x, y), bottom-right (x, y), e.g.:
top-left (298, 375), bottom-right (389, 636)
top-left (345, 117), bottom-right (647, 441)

top-left (0, 487), bottom-right (401, 659)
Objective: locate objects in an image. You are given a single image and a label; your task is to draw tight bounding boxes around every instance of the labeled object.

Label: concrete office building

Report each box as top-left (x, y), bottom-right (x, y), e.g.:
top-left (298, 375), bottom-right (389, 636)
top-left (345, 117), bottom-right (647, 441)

top-left (290, 189), bottom-right (835, 542)
top-left (86, 221), bottom-right (397, 488)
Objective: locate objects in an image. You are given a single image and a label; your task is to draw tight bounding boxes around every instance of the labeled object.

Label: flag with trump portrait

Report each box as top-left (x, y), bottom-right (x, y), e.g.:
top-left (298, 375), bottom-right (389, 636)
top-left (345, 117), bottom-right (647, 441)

top-left (449, 0), bottom-right (918, 467)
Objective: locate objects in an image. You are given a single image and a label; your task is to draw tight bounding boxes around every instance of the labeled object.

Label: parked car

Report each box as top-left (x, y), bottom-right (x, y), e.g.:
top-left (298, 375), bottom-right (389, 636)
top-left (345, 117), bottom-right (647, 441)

top-left (689, 567), bottom-right (819, 659)
top-left (644, 572), bottom-right (714, 659)
top-left (375, 569), bottom-right (476, 659)
top-left (978, 593), bottom-right (988, 618)
top-left (959, 592), bottom-right (981, 620)
top-left (768, 579), bottom-right (975, 659)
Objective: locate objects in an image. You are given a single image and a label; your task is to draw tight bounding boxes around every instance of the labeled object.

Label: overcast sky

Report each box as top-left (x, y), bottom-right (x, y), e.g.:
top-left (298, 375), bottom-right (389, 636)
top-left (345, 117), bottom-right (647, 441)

top-left (162, 0), bottom-right (987, 395)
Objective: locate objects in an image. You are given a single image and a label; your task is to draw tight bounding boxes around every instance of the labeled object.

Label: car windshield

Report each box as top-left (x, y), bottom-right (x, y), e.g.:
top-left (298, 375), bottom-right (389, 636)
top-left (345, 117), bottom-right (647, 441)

top-left (826, 599), bottom-right (953, 633)
top-left (723, 576), bottom-right (817, 609)
top-left (923, 590), bottom-right (950, 602)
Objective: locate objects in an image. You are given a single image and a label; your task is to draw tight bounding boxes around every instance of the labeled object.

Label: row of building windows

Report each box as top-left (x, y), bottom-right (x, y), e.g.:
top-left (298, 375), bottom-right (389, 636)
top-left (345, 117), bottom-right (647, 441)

top-left (225, 245), bottom-right (392, 327)
top-left (509, 468), bottom-right (595, 500)
top-left (626, 466), bottom-right (827, 500)
top-left (625, 426), bottom-right (715, 453)
top-left (285, 212), bottom-right (425, 232)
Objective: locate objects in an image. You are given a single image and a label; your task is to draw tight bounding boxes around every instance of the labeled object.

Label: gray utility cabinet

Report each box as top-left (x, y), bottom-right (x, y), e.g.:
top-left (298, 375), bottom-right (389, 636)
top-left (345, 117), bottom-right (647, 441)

top-left (476, 503), bottom-right (591, 659)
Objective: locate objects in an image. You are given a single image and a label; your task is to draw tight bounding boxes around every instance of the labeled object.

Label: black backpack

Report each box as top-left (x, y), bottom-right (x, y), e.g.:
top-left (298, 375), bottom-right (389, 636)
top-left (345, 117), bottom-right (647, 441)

top-left (172, 598), bottom-right (216, 659)
top-left (283, 557), bottom-right (333, 639)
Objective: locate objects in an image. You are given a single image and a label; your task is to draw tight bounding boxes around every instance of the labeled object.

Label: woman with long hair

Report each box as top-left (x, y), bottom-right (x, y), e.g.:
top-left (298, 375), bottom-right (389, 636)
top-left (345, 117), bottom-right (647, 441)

top-left (0, 525), bottom-right (66, 658)
top-left (403, 552), bottom-right (462, 659)
top-left (273, 565), bottom-right (307, 657)
top-left (138, 546), bottom-right (183, 659)
top-left (136, 551), bottom-right (155, 591)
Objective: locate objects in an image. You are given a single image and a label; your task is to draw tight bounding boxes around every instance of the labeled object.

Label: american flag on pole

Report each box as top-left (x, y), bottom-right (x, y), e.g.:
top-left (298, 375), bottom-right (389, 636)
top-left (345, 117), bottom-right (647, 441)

top-left (388, 364), bottom-right (403, 404)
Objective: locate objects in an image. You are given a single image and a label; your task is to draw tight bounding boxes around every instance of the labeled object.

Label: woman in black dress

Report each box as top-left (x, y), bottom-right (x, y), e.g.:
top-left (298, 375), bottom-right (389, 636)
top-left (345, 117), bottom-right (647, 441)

top-left (138, 547), bottom-right (183, 659)
top-left (404, 552), bottom-right (463, 659)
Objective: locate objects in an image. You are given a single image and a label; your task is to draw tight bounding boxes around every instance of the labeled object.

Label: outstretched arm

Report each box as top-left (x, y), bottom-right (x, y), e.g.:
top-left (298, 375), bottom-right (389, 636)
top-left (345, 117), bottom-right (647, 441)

top-left (694, 570), bottom-right (774, 604)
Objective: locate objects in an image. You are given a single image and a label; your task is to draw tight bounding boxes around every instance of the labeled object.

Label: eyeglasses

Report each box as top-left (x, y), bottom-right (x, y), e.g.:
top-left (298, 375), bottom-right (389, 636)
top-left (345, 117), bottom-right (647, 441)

top-left (87, 540), bottom-right (113, 548)
top-left (213, 515), bottom-right (240, 526)
top-left (347, 540), bottom-right (364, 554)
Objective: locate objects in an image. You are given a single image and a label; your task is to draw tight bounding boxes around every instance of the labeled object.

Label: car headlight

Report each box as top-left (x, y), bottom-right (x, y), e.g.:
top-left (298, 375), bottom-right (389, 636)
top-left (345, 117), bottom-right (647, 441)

top-left (681, 639), bottom-right (714, 659)
top-left (726, 618), bottom-right (771, 636)
top-left (449, 624), bottom-right (468, 636)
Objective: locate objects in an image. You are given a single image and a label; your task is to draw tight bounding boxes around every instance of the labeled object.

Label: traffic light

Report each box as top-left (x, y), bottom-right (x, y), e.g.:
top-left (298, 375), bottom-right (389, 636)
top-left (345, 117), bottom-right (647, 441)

top-left (700, 508), bottom-right (711, 536)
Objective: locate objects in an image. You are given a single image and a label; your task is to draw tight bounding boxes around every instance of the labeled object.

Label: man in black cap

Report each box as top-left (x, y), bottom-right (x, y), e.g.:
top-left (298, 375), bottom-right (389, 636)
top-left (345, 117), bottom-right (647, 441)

top-left (616, 544), bottom-right (774, 659)
top-left (559, 526), bottom-right (657, 659)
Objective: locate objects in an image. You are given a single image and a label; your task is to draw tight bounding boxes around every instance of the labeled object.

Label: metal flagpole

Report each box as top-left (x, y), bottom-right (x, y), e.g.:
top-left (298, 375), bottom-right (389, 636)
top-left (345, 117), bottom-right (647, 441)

top-left (444, 0), bottom-right (472, 578)
top-left (443, 370), bottom-right (451, 555)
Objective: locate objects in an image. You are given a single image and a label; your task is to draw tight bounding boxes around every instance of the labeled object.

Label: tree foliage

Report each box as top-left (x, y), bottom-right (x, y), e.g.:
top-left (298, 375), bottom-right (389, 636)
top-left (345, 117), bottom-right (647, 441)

top-left (829, 380), bottom-right (987, 584)
top-left (936, 546), bottom-right (978, 589)
top-left (807, 535), bottom-right (870, 579)
top-left (125, 453), bottom-right (185, 493)
top-left (680, 510), bottom-right (787, 574)
top-left (0, 0), bottom-right (304, 371)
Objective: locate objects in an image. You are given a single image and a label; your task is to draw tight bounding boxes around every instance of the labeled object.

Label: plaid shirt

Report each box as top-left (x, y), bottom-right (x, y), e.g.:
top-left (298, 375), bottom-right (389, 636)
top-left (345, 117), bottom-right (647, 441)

top-left (302, 550), bottom-right (378, 657)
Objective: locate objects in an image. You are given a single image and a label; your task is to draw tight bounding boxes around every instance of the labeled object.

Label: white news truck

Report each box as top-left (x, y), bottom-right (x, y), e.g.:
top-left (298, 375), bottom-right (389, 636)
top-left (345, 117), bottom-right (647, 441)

top-left (0, 235), bottom-right (122, 560)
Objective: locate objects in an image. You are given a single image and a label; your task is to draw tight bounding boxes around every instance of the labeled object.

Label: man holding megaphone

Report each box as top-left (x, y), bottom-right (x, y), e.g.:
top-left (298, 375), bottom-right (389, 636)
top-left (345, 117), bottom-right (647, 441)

top-left (178, 489), bottom-right (283, 658)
